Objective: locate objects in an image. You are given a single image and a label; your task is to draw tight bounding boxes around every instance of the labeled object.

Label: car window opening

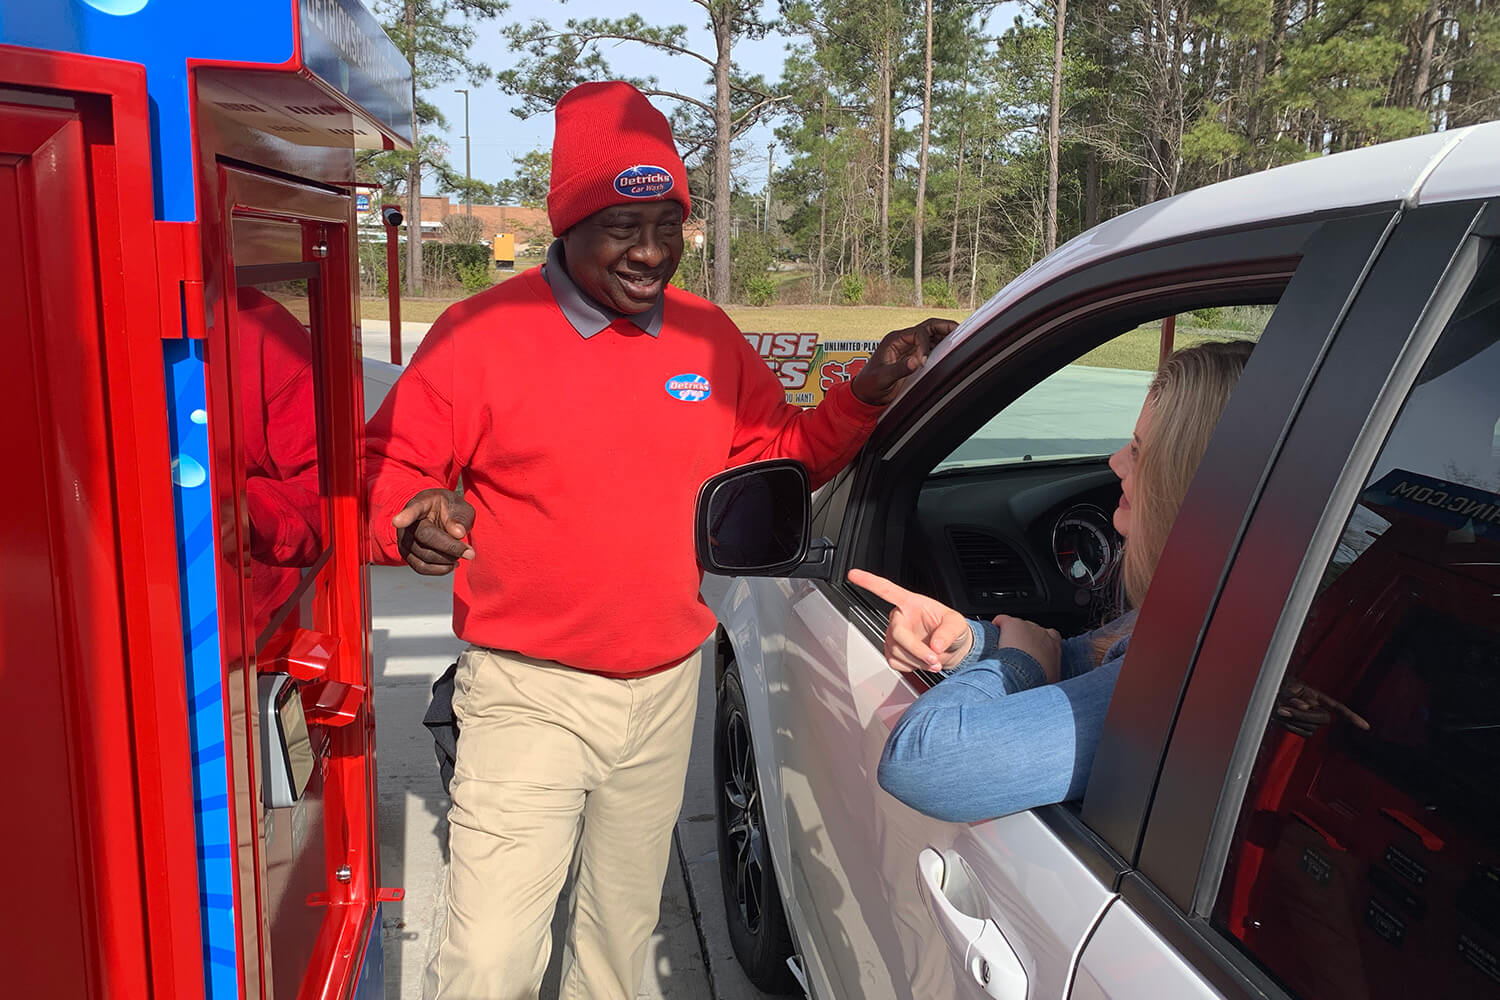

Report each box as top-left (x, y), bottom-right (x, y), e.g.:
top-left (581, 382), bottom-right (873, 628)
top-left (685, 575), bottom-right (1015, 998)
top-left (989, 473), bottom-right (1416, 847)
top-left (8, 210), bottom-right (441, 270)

top-left (865, 301), bottom-right (1275, 824)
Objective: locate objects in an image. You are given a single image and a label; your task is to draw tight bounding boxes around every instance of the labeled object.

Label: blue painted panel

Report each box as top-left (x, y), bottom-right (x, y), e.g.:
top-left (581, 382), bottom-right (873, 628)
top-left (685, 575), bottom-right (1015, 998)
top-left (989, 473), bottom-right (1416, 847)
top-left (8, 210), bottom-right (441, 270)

top-left (351, 904), bottom-right (386, 1000)
top-left (1, 0), bottom-right (410, 219)
top-left (0, 1), bottom-right (293, 221)
top-left (163, 339), bottom-right (240, 1000)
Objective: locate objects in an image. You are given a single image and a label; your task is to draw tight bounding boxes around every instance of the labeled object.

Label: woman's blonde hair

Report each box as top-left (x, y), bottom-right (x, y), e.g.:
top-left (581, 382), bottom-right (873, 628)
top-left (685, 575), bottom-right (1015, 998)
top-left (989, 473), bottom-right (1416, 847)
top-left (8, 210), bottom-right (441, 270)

top-left (1121, 339), bottom-right (1253, 606)
top-left (1091, 339), bottom-right (1252, 661)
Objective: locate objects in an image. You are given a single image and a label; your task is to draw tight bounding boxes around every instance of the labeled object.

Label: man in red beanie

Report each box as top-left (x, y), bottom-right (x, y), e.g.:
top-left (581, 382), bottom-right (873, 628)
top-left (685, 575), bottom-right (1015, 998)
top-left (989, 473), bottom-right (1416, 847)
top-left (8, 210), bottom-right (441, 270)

top-left (366, 80), bottom-right (954, 1000)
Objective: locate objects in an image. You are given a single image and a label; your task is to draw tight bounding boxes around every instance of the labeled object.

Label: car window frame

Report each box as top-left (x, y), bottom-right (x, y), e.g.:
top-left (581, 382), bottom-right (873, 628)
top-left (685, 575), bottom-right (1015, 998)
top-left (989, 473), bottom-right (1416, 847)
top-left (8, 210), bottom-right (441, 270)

top-left (812, 207), bottom-right (1407, 875)
top-left (1077, 209), bottom-right (1408, 857)
top-left (1119, 199), bottom-right (1497, 1000)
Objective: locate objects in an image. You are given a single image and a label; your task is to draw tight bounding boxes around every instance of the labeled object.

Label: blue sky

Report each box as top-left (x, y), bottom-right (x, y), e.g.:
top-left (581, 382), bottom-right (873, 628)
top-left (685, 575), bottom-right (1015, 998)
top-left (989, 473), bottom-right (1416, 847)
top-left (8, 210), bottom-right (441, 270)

top-left (413, 0), bottom-right (791, 192)
top-left (393, 0), bottom-right (1026, 199)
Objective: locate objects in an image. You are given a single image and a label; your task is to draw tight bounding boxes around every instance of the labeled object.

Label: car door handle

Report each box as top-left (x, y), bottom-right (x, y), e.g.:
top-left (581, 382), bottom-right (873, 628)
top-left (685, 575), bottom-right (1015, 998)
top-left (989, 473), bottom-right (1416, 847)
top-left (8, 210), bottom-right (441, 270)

top-left (917, 847), bottom-right (1028, 999)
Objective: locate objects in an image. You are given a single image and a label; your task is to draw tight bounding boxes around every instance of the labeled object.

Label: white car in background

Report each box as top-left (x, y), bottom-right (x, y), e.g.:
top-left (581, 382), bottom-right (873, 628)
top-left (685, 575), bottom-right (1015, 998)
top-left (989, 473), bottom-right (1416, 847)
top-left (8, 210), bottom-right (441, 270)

top-left (695, 123), bottom-right (1500, 1000)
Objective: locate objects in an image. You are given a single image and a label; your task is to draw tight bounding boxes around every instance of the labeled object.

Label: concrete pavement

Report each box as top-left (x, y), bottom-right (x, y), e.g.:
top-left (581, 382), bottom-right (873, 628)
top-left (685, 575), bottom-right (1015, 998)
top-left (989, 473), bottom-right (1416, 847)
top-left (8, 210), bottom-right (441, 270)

top-left (360, 317), bottom-right (434, 369)
top-left (941, 365), bottom-right (1154, 467)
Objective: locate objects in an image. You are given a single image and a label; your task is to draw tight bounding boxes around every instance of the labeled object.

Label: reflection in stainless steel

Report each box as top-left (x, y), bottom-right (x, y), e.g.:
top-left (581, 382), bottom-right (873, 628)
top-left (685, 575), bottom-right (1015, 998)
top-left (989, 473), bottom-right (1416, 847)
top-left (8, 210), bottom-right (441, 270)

top-left (236, 285), bottom-right (327, 634)
top-left (233, 276), bottom-right (332, 999)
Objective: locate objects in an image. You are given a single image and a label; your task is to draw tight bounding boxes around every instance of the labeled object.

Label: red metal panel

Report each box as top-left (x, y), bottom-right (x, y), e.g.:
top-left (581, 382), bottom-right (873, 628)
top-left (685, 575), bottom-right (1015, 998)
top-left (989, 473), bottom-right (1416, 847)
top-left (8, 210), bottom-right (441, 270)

top-left (0, 98), bottom-right (159, 998)
top-left (0, 111), bottom-right (97, 1000)
top-left (204, 160), bottom-right (378, 1000)
top-left (158, 220), bottom-right (209, 339)
top-left (0, 46), bottom-right (205, 1000)
top-left (1, 38), bottom-right (389, 1000)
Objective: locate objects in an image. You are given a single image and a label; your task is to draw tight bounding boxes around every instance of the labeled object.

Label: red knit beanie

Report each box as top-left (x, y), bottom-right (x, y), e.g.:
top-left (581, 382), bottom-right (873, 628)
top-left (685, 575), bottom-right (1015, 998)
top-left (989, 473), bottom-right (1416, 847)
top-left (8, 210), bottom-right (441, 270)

top-left (548, 81), bottom-right (692, 237)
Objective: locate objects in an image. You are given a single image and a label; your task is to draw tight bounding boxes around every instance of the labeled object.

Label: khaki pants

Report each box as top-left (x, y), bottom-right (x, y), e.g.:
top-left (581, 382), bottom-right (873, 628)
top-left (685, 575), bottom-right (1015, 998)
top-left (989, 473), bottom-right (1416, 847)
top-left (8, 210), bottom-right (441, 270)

top-left (423, 645), bottom-right (702, 1000)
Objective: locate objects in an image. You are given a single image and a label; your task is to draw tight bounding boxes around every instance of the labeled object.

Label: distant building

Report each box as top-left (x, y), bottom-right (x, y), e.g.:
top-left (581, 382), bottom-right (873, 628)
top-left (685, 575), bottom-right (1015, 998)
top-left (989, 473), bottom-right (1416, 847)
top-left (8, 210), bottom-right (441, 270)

top-left (419, 196), bottom-right (705, 256)
top-left (419, 197), bottom-right (550, 253)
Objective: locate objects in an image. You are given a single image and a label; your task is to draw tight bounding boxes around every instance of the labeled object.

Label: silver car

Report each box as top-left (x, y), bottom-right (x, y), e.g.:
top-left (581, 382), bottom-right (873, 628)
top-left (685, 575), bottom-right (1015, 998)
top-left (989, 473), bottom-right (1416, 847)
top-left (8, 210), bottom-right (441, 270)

top-left (696, 123), bottom-right (1500, 1000)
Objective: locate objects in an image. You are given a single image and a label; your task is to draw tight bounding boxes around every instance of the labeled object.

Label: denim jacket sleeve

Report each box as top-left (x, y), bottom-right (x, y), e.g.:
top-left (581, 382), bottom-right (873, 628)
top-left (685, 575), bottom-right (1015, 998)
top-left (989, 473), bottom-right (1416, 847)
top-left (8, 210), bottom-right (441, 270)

top-left (953, 620), bottom-right (1107, 683)
top-left (878, 619), bottom-right (1126, 823)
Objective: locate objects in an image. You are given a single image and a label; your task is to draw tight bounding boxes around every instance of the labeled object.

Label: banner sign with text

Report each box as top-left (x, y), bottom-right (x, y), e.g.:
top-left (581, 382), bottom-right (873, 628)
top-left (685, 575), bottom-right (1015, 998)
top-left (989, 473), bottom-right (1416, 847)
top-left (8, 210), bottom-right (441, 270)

top-left (744, 333), bottom-right (878, 407)
top-left (1361, 469), bottom-right (1500, 539)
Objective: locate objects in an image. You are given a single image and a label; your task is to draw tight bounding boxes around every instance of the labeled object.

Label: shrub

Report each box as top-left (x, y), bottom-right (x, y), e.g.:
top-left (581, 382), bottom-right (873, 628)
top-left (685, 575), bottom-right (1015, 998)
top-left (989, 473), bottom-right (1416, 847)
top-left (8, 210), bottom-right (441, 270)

top-left (441, 213), bottom-right (486, 245)
top-left (839, 272), bottom-right (865, 305)
top-left (922, 279), bottom-right (957, 308)
top-left (671, 252), bottom-right (705, 294)
top-left (743, 275), bottom-right (777, 306)
top-left (730, 231), bottom-right (775, 301)
top-left (1190, 306), bottom-right (1224, 326)
top-left (430, 241), bottom-right (492, 277)
top-left (458, 260), bottom-right (493, 295)
top-left (358, 238), bottom-right (496, 297)
top-left (1218, 303), bottom-right (1276, 334)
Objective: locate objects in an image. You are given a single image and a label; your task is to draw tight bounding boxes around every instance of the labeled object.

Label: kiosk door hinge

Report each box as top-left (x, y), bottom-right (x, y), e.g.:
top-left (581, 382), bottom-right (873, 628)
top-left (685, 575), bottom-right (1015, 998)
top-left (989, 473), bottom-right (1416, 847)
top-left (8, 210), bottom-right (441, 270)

top-left (155, 221), bottom-right (207, 340)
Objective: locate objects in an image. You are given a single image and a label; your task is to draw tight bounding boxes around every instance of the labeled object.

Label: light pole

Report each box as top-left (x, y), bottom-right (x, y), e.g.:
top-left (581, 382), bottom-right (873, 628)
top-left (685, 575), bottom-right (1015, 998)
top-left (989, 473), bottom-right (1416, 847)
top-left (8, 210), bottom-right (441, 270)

top-left (764, 142), bottom-right (773, 232)
top-left (454, 87), bottom-right (471, 217)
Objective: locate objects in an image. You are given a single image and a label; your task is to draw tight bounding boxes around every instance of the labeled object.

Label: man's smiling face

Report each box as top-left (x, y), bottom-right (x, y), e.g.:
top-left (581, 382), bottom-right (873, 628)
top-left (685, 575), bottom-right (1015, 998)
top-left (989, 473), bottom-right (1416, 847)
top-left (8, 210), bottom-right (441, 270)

top-left (560, 200), bottom-right (685, 315)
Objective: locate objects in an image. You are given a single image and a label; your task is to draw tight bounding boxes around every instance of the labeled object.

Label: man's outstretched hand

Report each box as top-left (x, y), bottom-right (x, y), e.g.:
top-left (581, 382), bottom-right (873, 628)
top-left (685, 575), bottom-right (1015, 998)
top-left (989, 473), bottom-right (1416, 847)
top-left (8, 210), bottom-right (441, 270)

top-left (393, 488), bottom-right (476, 576)
top-left (851, 317), bottom-right (959, 406)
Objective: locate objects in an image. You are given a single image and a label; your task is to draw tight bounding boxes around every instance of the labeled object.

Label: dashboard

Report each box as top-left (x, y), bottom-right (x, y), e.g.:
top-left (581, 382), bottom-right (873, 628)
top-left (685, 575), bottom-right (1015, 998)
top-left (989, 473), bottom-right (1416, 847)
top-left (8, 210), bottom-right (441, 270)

top-left (904, 460), bottom-right (1124, 633)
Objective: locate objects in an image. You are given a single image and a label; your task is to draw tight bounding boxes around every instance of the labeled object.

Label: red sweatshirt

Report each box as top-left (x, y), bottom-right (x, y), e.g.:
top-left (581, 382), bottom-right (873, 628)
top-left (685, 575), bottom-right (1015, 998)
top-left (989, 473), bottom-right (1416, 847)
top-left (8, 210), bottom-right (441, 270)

top-left (366, 268), bottom-right (882, 677)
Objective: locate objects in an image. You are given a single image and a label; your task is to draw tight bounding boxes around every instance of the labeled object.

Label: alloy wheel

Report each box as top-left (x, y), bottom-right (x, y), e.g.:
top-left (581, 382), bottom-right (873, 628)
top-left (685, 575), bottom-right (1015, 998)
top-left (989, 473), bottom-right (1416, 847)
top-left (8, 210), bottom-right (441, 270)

top-left (721, 702), bottom-right (766, 934)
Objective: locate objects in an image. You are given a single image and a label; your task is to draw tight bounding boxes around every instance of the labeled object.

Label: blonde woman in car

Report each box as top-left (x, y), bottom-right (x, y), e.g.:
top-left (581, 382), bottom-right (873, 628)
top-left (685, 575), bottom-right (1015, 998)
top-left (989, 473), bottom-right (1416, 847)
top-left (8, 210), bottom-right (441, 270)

top-left (851, 340), bottom-right (1356, 821)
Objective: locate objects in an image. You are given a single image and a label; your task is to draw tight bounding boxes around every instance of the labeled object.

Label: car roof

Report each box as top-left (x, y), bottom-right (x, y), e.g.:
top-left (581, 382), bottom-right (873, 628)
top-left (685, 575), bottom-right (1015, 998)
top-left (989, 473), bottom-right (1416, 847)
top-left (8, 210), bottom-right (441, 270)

top-left (923, 121), bottom-right (1500, 374)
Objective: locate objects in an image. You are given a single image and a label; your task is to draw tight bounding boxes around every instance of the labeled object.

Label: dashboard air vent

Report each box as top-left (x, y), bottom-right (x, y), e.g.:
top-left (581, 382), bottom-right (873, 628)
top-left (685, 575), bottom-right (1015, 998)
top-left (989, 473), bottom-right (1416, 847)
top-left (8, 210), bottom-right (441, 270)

top-left (948, 528), bottom-right (1036, 602)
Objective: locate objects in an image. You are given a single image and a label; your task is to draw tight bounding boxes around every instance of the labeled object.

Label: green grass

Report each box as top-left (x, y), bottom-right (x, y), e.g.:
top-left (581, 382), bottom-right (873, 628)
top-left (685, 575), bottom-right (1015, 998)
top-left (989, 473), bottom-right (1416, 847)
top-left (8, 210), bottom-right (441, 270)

top-left (360, 296), bottom-right (970, 334)
top-left (357, 295), bottom-right (1270, 373)
top-left (363, 297), bottom-right (459, 324)
top-left (362, 257), bottom-right (543, 323)
top-left (1075, 325), bottom-right (1260, 371)
top-left (720, 304), bottom-right (971, 340)
top-left (1079, 306), bottom-right (1271, 370)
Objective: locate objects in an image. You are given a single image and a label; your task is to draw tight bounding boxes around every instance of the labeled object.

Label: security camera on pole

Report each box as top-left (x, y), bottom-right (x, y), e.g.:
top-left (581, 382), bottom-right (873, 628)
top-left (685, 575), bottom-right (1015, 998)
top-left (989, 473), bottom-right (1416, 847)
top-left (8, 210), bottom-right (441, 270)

top-left (383, 204), bottom-right (404, 365)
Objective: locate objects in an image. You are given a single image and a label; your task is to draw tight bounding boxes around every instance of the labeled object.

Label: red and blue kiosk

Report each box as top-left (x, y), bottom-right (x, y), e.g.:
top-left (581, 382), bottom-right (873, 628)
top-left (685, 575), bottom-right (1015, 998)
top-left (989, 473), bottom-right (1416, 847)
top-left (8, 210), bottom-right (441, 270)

top-left (0, 2), bottom-right (410, 997)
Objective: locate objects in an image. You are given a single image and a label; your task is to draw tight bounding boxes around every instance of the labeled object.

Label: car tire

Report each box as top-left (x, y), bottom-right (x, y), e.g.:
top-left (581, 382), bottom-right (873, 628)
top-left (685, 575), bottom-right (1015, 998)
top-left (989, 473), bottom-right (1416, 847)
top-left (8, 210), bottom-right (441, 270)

top-left (715, 659), bottom-right (800, 995)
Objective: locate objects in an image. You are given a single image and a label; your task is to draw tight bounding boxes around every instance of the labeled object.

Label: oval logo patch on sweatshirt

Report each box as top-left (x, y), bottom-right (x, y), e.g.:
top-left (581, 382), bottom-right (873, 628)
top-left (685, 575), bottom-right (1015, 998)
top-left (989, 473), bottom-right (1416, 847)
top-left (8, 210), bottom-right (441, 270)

top-left (615, 165), bottom-right (675, 199)
top-left (665, 374), bottom-right (711, 402)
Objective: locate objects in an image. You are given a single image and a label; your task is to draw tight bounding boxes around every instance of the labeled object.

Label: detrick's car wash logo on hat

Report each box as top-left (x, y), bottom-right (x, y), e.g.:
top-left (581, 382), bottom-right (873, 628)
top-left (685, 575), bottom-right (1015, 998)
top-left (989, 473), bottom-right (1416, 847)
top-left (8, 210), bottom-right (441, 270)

top-left (615, 165), bottom-right (675, 199)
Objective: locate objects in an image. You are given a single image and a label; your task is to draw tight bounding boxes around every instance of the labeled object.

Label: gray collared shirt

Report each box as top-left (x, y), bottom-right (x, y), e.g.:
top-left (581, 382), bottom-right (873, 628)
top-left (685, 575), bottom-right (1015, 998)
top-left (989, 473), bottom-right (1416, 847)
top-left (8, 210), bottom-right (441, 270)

top-left (540, 239), bottom-right (664, 339)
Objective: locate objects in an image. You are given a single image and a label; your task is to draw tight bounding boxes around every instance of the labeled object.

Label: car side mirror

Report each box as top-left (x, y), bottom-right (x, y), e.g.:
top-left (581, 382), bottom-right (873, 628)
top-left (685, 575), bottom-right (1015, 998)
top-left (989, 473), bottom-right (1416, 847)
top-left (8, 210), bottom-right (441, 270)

top-left (695, 459), bottom-right (830, 578)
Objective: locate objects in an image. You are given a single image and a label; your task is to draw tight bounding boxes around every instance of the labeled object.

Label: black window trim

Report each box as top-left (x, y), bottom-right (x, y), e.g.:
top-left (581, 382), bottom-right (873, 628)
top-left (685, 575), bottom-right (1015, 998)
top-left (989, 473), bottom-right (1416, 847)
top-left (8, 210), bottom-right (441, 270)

top-left (835, 259), bottom-right (1302, 648)
top-left (1072, 213), bottom-right (1401, 859)
top-left (1131, 200), bottom-right (1492, 911)
top-left (875, 271), bottom-right (1295, 463)
top-left (849, 260), bottom-right (1309, 595)
top-left (1113, 202), bottom-right (1495, 1000)
top-left (1189, 231), bottom-right (1493, 918)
